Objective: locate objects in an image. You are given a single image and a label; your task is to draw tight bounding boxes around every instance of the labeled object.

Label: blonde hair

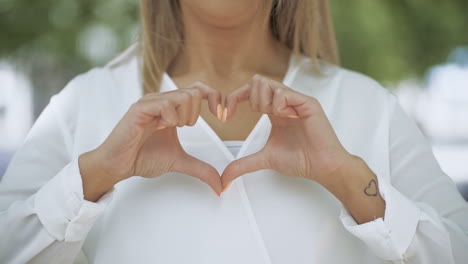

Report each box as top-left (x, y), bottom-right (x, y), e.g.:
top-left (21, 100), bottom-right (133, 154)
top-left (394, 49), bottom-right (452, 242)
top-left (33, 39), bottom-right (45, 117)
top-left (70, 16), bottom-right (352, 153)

top-left (137, 0), bottom-right (339, 95)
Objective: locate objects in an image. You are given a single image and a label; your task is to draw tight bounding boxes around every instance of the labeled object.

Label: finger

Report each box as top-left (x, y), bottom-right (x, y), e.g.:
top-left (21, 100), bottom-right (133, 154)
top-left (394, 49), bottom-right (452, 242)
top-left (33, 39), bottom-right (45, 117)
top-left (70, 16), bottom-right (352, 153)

top-left (220, 150), bottom-right (270, 191)
top-left (135, 98), bottom-right (178, 128)
top-left (249, 75), bottom-right (262, 112)
top-left (157, 100), bottom-right (179, 128)
top-left (224, 83), bottom-right (251, 121)
top-left (174, 91), bottom-right (192, 127)
top-left (187, 81), bottom-right (222, 119)
top-left (182, 88), bottom-right (202, 126)
top-left (172, 154), bottom-right (223, 196)
top-left (256, 76), bottom-right (274, 114)
top-left (271, 86), bottom-right (304, 117)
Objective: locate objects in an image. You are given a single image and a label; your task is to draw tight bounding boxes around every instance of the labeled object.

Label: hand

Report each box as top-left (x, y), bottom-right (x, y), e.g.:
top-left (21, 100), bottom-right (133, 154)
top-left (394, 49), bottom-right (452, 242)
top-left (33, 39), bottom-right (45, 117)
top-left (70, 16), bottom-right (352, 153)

top-left (91, 82), bottom-right (224, 195)
top-left (220, 74), bottom-right (353, 191)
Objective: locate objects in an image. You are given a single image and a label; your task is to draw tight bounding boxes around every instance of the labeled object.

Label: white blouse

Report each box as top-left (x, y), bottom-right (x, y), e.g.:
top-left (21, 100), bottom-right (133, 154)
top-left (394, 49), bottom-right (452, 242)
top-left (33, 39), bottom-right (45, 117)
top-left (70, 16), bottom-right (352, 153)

top-left (1, 44), bottom-right (467, 264)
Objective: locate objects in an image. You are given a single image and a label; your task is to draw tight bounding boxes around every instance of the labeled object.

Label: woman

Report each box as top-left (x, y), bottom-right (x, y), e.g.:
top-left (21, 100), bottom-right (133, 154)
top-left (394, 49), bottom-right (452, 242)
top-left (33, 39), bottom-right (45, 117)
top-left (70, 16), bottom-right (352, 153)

top-left (1, 0), bottom-right (467, 263)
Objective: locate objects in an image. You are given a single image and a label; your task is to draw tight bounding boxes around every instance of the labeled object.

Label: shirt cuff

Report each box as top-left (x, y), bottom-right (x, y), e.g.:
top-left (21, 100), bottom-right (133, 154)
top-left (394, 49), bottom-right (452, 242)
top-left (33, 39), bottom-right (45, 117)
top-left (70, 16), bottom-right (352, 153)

top-left (339, 178), bottom-right (421, 261)
top-left (34, 157), bottom-right (114, 242)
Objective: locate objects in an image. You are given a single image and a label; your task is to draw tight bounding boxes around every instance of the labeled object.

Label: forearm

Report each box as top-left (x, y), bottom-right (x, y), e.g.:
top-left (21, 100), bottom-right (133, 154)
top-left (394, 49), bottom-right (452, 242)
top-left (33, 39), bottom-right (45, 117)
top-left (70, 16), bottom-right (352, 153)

top-left (333, 155), bottom-right (468, 262)
top-left (79, 150), bottom-right (119, 202)
top-left (318, 154), bottom-right (386, 224)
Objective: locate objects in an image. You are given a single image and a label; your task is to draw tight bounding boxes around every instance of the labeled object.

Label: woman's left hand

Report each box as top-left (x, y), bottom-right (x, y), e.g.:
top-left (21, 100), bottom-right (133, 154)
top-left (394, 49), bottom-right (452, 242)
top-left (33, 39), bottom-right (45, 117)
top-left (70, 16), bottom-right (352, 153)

top-left (221, 74), bottom-right (386, 224)
top-left (220, 74), bottom-right (355, 191)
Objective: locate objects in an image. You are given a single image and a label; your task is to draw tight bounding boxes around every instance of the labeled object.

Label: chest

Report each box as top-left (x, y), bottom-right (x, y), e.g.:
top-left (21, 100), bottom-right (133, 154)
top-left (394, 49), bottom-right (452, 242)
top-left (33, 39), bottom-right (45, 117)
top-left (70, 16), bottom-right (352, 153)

top-left (170, 74), bottom-right (284, 141)
top-left (200, 101), bottom-right (263, 141)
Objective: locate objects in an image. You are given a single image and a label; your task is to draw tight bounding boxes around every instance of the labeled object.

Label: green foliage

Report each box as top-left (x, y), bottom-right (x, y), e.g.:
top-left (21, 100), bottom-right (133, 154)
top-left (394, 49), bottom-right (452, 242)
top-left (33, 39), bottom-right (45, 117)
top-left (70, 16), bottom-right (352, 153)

top-left (331, 0), bottom-right (468, 82)
top-left (0, 0), bottom-right (138, 115)
top-left (0, 0), bottom-right (138, 66)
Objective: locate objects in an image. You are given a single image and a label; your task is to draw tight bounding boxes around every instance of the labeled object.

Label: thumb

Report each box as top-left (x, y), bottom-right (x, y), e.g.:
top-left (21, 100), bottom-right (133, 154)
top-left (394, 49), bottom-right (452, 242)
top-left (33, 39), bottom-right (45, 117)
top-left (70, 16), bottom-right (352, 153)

top-left (172, 154), bottom-right (223, 196)
top-left (221, 150), bottom-right (270, 191)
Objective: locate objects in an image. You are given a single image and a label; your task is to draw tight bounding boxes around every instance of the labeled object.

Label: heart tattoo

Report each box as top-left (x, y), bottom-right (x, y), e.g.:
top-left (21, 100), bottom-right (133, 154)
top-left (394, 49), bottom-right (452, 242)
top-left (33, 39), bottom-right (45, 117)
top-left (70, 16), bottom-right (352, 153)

top-left (364, 179), bottom-right (378, 197)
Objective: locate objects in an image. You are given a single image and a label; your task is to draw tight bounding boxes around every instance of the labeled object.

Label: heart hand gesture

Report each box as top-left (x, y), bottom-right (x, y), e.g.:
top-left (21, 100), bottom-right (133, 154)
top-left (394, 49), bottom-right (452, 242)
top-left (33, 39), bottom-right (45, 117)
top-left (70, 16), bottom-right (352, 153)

top-left (82, 82), bottom-right (225, 201)
top-left (220, 74), bottom-right (353, 191)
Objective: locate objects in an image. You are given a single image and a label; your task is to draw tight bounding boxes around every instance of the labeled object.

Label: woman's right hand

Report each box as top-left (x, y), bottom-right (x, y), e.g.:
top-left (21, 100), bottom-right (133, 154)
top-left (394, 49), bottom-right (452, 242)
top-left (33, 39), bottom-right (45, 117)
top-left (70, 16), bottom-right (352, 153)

top-left (80, 82), bottom-right (224, 200)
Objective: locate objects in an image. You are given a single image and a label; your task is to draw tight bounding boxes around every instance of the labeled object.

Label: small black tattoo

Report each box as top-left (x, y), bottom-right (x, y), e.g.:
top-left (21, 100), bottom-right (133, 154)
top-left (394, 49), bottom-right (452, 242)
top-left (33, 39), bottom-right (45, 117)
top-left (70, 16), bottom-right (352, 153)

top-left (364, 179), bottom-right (378, 197)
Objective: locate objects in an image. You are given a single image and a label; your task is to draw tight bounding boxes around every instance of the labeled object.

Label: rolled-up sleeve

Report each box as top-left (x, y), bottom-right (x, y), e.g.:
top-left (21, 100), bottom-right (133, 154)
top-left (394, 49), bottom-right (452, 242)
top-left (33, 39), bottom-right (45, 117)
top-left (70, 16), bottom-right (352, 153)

top-left (0, 70), bottom-right (114, 263)
top-left (35, 156), bottom-right (113, 242)
top-left (339, 91), bottom-right (468, 263)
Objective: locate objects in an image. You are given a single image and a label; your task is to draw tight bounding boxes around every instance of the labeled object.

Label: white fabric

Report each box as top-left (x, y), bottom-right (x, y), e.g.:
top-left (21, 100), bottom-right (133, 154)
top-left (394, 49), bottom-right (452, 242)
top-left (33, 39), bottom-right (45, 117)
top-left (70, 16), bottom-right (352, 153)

top-left (223, 140), bottom-right (245, 158)
top-left (1, 43), bottom-right (468, 264)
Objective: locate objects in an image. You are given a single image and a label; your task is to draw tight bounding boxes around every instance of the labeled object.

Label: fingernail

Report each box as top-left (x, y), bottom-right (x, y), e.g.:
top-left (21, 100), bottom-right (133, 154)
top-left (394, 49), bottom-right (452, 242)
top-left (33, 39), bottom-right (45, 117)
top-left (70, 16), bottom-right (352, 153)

top-left (222, 108), bottom-right (228, 122)
top-left (156, 126), bottom-right (166, 130)
top-left (221, 182), bottom-right (232, 193)
top-left (287, 115), bottom-right (300, 119)
top-left (216, 104), bottom-right (222, 120)
top-left (210, 187), bottom-right (220, 197)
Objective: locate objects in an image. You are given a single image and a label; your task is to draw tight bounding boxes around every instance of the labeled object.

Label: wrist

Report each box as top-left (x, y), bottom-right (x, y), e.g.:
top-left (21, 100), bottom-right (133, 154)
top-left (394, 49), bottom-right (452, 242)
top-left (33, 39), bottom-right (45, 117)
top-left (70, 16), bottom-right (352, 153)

top-left (316, 153), bottom-right (361, 202)
top-left (322, 154), bottom-right (386, 223)
top-left (79, 150), bottom-right (120, 202)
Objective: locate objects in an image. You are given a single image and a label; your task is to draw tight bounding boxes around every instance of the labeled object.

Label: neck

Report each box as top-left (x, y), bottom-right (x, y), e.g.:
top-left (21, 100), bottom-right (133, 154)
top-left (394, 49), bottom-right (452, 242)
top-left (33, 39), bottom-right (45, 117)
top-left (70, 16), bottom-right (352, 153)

top-left (167, 5), bottom-right (291, 88)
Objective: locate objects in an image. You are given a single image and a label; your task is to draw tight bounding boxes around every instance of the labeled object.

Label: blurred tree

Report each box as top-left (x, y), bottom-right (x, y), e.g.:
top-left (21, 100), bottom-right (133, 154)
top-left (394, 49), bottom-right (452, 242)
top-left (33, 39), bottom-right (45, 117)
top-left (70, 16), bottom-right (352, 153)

top-left (0, 0), bottom-right (467, 117)
top-left (331, 0), bottom-right (468, 82)
top-left (0, 0), bottom-right (138, 116)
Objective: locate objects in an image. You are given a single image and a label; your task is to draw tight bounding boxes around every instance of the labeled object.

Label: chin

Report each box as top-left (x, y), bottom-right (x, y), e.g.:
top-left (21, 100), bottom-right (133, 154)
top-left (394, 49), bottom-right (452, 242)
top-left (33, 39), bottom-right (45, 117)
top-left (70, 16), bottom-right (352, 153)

top-left (179, 0), bottom-right (270, 28)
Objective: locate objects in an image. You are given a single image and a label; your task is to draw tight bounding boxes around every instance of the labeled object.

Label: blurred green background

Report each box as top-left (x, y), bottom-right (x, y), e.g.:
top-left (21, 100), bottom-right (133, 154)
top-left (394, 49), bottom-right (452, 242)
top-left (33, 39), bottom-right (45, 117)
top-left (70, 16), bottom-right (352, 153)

top-left (0, 0), bottom-right (467, 117)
